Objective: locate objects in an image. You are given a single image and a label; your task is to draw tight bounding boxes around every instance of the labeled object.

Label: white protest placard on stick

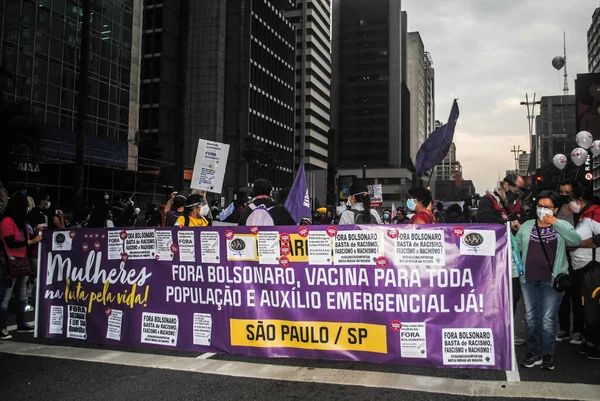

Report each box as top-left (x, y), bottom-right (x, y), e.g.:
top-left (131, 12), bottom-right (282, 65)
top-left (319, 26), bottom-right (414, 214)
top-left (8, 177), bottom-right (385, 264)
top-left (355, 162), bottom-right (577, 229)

top-left (190, 139), bottom-right (230, 193)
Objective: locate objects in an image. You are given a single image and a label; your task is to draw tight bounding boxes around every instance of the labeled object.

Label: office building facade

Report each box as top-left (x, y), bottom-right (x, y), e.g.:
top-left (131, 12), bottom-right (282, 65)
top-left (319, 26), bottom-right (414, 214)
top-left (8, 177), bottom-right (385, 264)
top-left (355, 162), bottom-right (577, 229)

top-left (589, 7), bottom-right (600, 73)
top-left (407, 32), bottom-right (434, 164)
top-left (138, 0), bottom-right (296, 200)
top-left (1, 0), bottom-right (143, 204)
top-left (332, 0), bottom-right (409, 169)
top-left (535, 95), bottom-right (576, 167)
top-left (331, 0), bottom-right (412, 206)
top-left (285, 0), bottom-right (331, 207)
top-left (223, 0), bottom-right (296, 196)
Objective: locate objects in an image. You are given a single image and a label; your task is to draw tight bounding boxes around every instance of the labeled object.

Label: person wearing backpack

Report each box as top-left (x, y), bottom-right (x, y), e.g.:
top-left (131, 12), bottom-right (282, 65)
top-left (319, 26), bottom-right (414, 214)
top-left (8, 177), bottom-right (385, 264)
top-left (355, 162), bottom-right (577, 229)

top-left (238, 179), bottom-right (296, 226)
top-left (407, 187), bottom-right (436, 224)
top-left (338, 180), bottom-right (381, 225)
top-left (175, 194), bottom-right (211, 227)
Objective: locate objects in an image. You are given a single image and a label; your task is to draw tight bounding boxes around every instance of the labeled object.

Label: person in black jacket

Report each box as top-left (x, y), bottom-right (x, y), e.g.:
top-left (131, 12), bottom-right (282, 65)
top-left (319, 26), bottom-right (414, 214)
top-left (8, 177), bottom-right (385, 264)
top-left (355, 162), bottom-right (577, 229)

top-left (238, 179), bottom-right (296, 226)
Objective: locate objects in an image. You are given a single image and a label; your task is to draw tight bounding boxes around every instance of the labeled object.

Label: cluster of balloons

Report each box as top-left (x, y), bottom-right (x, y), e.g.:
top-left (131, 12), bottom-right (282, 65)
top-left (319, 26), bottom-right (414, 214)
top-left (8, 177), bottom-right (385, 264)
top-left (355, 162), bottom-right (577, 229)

top-left (552, 131), bottom-right (600, 170)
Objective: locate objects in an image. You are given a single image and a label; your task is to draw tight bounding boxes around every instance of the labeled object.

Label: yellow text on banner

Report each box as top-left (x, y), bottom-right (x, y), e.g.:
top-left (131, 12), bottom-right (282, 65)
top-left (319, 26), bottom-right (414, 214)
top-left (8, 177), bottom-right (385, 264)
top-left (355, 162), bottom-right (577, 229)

top-left (230, 319), bottom-right (387, 354)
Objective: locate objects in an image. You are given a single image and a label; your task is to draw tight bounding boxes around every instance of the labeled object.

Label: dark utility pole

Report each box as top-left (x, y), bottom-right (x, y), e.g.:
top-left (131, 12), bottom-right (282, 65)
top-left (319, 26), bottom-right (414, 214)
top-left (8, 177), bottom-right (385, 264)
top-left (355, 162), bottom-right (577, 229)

top-left (74, 0), bottom-right (91, 207)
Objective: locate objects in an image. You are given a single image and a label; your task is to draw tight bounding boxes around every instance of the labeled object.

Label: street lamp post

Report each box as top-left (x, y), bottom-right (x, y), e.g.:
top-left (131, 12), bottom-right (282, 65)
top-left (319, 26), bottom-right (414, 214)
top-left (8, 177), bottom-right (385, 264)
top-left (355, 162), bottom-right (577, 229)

top-left (520, 94), bottom-right (541, 174)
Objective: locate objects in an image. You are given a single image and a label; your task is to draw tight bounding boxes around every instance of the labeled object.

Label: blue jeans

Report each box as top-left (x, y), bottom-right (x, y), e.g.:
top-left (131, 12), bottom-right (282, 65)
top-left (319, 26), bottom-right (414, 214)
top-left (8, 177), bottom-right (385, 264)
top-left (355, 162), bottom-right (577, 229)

top-left (0, 276), bottom-right (27, 329)
top-left (521, 279), bottom-right (563, 356)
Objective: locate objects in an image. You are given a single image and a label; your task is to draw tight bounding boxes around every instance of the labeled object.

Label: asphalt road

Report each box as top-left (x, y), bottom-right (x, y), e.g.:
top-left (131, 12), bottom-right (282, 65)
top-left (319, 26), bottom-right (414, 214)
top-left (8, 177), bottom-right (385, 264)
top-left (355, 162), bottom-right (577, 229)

top-left (1, 307), bottom-right (599, 400)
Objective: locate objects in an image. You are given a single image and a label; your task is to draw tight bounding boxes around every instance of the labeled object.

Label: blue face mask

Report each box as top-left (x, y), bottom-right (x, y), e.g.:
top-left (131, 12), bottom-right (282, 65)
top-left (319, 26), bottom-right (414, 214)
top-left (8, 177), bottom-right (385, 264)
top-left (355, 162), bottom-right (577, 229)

top-left (383, 213), bottom-right (390, 220)
top-left (406, 199), bottom-right (416, 211)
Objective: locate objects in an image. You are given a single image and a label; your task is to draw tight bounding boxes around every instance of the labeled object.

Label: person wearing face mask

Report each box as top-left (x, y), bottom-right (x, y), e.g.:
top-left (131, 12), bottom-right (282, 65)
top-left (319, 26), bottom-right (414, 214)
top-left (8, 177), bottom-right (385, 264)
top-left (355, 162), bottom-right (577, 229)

top-left (406, 187), bottom-right (435, 224)
top-left (175, 194), bottom-right (212, 227)
top-left (554, 180), bottom-right (584, 346)
top-left (513, 190), bottom-right (581, 370)
top-left (477, 174), bottom-right (526, 232)
top-left (381, 210), bottom-right (393, 224)
top-left (564, 185), bottom-right (600, 360)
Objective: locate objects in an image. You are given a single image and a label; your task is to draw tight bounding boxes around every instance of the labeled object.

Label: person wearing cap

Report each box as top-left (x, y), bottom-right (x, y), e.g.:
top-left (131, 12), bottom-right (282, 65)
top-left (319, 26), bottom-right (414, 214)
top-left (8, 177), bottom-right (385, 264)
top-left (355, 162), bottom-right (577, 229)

top-left (165, 192), bottom-right (187, 226)
top-left (477, 173), bottom-right (526, 232)
top-left (339, 180), bottom-right (381, 224)
top-left (175, 194), bottom-right (211, 227)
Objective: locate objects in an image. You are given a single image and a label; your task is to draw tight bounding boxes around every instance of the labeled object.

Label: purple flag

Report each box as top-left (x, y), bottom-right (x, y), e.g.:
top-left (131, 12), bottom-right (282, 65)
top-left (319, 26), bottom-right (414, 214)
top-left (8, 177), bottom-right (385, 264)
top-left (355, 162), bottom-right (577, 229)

top-left (285, 161), bottom-right (311, 223)
top-left (415, 99), bottom-right (459, 176)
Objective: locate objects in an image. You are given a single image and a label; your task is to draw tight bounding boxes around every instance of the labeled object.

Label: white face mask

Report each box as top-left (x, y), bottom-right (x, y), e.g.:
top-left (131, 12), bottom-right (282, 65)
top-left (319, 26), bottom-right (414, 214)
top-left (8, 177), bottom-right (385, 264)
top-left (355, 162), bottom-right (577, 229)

top-left (134, 208), bottom-right (141, 215)
top-left (568, 201), bottom-right (581, 214)
top-left (104, 194), bottom-right (110, 200)
top-left (536, 206), bottom-right (554, 221)
top-left (44, 201), bottom-right (51, 209)
top-left (200, 204), bottom-right (210, 217)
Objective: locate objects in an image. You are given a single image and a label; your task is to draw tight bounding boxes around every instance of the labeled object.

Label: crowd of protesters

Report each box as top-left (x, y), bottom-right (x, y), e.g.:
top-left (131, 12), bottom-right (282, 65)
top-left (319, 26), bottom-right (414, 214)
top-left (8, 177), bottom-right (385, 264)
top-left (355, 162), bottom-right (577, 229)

top-left (1, 176), bottom-right (599, 371)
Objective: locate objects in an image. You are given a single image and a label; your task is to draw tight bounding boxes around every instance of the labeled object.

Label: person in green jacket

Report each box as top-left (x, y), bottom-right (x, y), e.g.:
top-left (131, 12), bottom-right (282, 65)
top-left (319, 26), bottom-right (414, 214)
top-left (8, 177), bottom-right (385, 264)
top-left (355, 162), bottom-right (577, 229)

top-left (514, 190), bottom-right (581, 370)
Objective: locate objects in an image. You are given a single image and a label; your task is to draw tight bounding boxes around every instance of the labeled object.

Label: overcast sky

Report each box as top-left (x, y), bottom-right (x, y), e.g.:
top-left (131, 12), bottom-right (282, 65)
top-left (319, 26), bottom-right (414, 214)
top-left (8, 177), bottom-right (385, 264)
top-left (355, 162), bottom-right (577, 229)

top-left (402, 0), bottom-right (596, 193)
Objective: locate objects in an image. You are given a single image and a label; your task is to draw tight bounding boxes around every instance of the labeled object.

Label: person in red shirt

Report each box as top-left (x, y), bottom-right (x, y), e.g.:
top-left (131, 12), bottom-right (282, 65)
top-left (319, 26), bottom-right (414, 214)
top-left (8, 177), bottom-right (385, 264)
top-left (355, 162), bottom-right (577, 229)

top-left (0, 194), bottom-right (42, 340)
top-left (407, 187), bottom-right (436, 224)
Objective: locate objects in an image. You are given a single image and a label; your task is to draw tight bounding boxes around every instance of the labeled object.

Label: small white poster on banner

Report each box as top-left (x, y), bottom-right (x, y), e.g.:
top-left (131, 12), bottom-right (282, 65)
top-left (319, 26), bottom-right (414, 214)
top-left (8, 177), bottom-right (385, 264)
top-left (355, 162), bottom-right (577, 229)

top-left (395, 230), bottom-right (445, 266)
top-left (190, 139), bottom-right (230, 193)
top-left (442, 328), bottom-right (495, 365)
top-left (193, 313), bottom-right (212, 346)
top-left (155, 230), bottom-right (174, 261)
top-left (52, 231), bottom-right (72, 251)
top-left (178, 231), bottom-right (196, 262)
top-left (257, 231), bottom-right (280, 264)
top-left (459, 230), bottom-right (497, 257)
top-left (124, 229), bottom-right (157, 260)
top-left (308, 232), bottom-right (332, 265)
top-left (333, 230), bottom-right (382, 265)
top-left (67, 305), bottom-right (87, 340)
top-left (141, 312), bottom-right (179, 346)
top-left (108, 231), bottom-right (124, 260)
top-left (200, 231), bottom-right (221, 263)
top-left (226, 234), bottom-right (258, 262)
top-left (400, 322), bottom-right (427, 358)
top-left (106, 309), bottom-right (123, 341)
top-left (49, 305), bottom-right (63, 334)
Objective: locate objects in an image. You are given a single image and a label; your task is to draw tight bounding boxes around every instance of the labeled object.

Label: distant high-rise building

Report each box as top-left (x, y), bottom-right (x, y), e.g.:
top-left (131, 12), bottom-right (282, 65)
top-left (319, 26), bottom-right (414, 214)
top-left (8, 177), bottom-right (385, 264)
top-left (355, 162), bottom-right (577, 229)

top-left (536, 95), bottom-right (576, 166)
top-left (223, 0), bottom-right (296, 196)
top-left (518, 152), bottom-right (529, 177)
top-left (332, 0), bottom-right (409, 169)
top-left (331, 0), bottom-right (412, 206)
top-left (424, 51), bottom-right (435, 141)
top-left (140, 0), bottom-right (296, 200)
top-left (407, 33), bottom-right (435, 164)
top-left (139, 0), bottom-right (185, 185)
top-left (434, 143), bottom-right (460, 181)
top-left (588, 8), bottom-right (600, 73)
top-left (0, 0), bottom-right (143, 204)
top-left (285, 0), bottom-right (332, 207)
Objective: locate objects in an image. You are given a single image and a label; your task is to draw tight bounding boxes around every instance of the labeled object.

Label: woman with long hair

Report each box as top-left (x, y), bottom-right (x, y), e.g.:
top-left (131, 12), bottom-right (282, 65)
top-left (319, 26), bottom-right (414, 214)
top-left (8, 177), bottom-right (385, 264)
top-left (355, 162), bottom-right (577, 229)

top-left (338, 180), bottom-right (381, 224)
top-left (0, 194), bottom-right (42, 340)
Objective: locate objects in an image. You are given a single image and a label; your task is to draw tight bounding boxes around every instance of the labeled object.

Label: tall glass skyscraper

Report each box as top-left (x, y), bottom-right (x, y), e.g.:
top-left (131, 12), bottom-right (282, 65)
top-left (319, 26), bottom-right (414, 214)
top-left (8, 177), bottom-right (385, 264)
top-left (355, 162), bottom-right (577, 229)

top-left (0, 0), bottom-right (144, 203)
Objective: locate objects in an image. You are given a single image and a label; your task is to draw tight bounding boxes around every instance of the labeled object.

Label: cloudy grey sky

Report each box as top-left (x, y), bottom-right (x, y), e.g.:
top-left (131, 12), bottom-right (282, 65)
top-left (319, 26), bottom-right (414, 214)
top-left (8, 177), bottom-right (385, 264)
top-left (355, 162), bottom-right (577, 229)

top-left (402, 0), bottom-right (596, 193)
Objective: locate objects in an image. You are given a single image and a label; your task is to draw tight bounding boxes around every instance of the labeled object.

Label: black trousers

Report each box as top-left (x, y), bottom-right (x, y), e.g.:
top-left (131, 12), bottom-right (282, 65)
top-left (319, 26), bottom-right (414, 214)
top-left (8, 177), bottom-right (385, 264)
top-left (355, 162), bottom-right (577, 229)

top-left (581, 266), bottom-right (600, 346)
top-left (558, 268), bottom-right (585, 333)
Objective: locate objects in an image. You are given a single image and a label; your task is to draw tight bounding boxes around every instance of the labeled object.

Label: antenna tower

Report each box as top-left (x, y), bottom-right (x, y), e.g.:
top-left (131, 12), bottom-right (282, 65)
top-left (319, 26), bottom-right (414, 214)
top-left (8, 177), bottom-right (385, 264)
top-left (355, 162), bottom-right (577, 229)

top-left (563, 31), bottom-right (569, 95)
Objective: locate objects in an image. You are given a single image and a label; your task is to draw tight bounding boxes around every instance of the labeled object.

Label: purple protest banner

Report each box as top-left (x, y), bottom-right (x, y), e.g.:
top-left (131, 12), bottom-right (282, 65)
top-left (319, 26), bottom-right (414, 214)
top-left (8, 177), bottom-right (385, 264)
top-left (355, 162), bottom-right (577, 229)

top-left (36, 224), bottom-right (513, 370)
